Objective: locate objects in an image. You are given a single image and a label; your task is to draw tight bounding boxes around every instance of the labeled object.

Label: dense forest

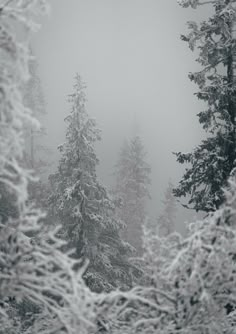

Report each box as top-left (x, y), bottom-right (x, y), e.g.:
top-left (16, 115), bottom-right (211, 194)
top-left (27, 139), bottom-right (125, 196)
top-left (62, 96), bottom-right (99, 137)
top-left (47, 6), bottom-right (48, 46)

top-left (1, 0), bottom-right (236, 333)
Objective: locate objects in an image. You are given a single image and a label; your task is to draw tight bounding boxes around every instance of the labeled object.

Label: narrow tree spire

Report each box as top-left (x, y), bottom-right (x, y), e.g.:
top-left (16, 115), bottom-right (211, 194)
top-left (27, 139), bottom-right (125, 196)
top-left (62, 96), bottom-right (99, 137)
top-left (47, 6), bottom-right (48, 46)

top-left (48, 75), bottom-right (136, 292)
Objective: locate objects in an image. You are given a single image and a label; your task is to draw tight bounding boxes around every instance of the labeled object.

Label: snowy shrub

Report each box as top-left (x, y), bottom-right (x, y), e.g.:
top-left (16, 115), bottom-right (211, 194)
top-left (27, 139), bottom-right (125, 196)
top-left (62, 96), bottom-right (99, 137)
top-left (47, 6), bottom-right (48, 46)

top-left (98, 174), bottom-right (236, 333)
top-left (0, 1), bottom-right (96, 333)
top-left (177, 0), bottom-right (199, 8)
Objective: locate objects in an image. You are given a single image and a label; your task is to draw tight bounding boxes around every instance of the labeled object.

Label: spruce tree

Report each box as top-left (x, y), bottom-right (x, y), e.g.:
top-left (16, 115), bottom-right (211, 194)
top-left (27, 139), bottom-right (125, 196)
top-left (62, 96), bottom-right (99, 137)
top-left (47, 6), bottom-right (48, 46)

top-left (23, 52), bottom-right (52, 207)
top-left (174, 0), bottom-right (236, 212)
top-left (157, 180), bottom-right (177, 237)
top-left (23, 52), bottom-right (50, 174)
top-left (48, 75), bottom-right (135, 292)
top-left (22, 48), bottom-right (52, 208)
top-left (114, 136), bottom-right (151, 254)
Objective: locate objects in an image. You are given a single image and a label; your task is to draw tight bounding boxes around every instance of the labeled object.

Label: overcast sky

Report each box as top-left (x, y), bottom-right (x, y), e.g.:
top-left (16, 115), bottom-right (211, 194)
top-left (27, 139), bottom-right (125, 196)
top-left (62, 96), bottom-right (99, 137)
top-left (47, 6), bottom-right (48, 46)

top-left (32, 0), bottom-right (209, 230)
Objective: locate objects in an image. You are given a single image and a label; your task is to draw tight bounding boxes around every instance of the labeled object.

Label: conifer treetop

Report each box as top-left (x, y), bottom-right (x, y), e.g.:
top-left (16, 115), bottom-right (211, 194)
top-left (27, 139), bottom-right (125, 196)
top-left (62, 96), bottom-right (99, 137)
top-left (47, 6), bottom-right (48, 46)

top-left (48, 75), bottom-right (136, 293)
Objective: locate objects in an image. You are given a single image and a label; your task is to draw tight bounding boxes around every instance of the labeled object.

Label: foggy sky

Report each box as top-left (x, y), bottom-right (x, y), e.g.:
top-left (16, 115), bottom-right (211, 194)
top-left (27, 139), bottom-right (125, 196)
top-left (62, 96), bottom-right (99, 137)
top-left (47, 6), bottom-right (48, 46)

top-left (33, 0), bottom-right (209, 230)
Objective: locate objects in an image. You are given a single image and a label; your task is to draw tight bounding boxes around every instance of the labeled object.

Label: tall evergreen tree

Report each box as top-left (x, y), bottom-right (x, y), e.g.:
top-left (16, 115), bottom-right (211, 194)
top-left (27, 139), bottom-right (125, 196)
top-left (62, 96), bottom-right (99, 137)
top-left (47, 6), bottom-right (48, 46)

top-left (113, 136), bottom-right (151, 254)
top-left (157, 180), bottom-right (177, 237)
top-left (48, 75), bottom-right (135, 292)
top-left (23, 51), bottom-right (52, 174)
top-left (174, 0), bottom-right (236, 212)
top-left (23, 52), bottom-right (52, 207)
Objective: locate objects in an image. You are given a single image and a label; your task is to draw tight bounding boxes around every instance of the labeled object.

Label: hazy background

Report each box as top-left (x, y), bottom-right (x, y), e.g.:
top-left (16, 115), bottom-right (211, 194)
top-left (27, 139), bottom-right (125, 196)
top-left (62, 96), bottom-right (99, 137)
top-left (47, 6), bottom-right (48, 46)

top-left (32, 0), bottom-right (209, 232)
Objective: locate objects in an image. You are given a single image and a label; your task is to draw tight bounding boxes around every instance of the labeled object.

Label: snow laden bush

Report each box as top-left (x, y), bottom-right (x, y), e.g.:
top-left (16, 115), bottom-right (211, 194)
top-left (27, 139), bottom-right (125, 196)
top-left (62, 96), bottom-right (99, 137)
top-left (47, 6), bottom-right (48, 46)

top-left (0, 1), bottom-right (96, 333)
top-left (99, 174), bottom-right (236, 333)
top-left (177, 0), bottom-right (199, 8)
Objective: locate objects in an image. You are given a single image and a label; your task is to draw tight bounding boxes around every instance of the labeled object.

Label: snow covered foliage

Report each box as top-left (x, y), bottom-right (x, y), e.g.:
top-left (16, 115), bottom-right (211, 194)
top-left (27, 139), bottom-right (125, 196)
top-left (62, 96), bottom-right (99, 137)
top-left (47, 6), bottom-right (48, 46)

top-left (0, 223), bottom-right (96, 334)
top-left (0, 1), bottom-right (96, 333)
top-left (113, 136), bottom-right (151, 254)
top-left (174, 0), bottom-right (236, 212)
top-left (177, 0), bottom-right (199, 8)
top-left (157, 180), bottom-right (178, 237)
top-left (99, 174), bottom-right (236, 334)
top-left (48, 75), bottom-right (136, 293)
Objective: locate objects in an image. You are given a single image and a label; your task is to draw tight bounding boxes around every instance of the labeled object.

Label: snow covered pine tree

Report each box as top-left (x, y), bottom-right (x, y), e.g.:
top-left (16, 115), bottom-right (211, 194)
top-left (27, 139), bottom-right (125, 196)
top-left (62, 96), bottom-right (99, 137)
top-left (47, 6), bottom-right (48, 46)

top-left (23, 51), bottom-right (52, 209)
top-left (48, 75), bottom-right (136, 293)
top-left (0, 1), bottom-right (96, 333)
top-left (23, 50), bottom-right (50, 174)
top-left (113, 136), bottom-right (151, 254)
top-left (157, 180), bottom-right (177, 237)
top-left (174, 0), bottom-right (236, 212)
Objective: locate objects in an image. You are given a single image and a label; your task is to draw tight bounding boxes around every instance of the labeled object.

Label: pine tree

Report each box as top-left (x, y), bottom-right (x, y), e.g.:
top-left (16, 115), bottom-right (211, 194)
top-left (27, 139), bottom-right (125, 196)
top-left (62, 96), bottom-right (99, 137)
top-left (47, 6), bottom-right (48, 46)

top-left (174, 0), bottom-right (236, 212)
top-left (23, 52), bottom-right (50, 174)
top-left (23, 53), bottom-right (52, 208)
top-left (113, 136), bottom-right (151, 254)
top-left (48, 75), bottom-right (135, 293)
top-left (157, 180), bottom-right (177, 237)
